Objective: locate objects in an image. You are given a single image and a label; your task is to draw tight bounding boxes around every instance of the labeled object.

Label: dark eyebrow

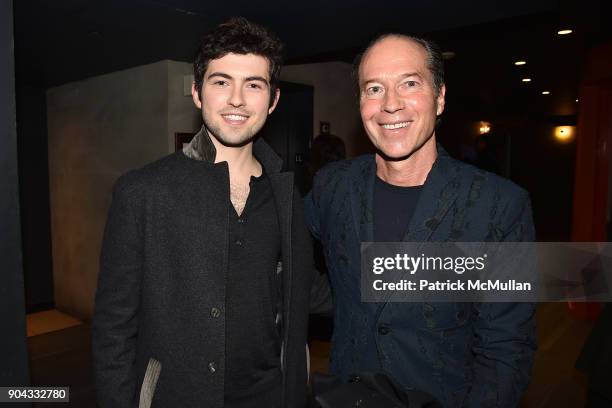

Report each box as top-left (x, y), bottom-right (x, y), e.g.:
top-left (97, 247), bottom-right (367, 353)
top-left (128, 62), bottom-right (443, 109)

top-left (206, 72), bottom-right (269, 86)
top-left (207, 72), bottom-right (232, 80)
top-left (245, 76), bottom-right (270, 86)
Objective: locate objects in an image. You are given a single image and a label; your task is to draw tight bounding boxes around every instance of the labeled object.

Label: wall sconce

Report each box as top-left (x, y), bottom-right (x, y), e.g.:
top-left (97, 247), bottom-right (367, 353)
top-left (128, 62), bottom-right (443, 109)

top-left (478, 121), bottom-right (491, 135)
top-left (554, 125), bottom-right (575, 143)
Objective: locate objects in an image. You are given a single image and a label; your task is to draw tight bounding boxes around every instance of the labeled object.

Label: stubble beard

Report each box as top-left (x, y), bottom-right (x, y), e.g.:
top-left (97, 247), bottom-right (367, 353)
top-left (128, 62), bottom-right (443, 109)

top-left (203, 111), bottom-right (266, 148)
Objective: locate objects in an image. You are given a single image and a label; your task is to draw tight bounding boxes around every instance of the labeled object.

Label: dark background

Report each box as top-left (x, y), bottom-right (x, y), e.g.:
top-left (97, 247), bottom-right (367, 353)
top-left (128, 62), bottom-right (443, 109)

top-left (13, 0), bottom-right (611, 311)
top-left (4, 1), bottom-right (612, 398)
top-left (1, 0), bottom-right (30, 398)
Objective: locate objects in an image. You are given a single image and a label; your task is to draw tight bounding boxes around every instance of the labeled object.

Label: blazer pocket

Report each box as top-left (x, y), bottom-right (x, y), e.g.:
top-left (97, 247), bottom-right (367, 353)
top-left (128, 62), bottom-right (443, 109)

top-left (139, 358), bottom-right (162, 408)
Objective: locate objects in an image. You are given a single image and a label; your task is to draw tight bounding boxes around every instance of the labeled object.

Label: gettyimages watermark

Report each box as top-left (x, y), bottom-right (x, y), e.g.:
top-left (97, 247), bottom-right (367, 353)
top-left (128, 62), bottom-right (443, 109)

top-left (361, 242), bottom-right (612, 302)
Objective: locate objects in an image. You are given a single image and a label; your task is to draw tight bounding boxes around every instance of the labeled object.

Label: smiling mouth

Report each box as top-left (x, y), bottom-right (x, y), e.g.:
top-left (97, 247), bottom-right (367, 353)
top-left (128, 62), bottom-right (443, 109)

top-left (380, 121), bottom-right (411, 130)
top-left (222, 114), bottom-right (249, 122)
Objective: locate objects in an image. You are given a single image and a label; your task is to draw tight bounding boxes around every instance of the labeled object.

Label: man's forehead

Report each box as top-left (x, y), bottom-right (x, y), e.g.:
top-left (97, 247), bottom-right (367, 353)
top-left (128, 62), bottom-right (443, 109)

top-left (359, 38), bottom-right (428, 83)
top-left (206, 52), bottom-right (270, 79)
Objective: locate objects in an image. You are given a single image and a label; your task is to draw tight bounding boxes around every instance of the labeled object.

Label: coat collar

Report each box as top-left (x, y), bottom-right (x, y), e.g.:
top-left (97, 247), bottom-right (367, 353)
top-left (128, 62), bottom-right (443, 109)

top-left (350, 144), bottom-right (460, 244)
top-left (183, 125), bottom-right (283, 175)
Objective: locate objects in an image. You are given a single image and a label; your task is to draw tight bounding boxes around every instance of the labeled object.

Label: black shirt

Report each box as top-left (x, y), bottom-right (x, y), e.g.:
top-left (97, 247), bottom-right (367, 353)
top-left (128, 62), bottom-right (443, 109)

top-left (373, 176), bottom-right (423, 242)
top-left (225, 173), bottom-right (282, 407)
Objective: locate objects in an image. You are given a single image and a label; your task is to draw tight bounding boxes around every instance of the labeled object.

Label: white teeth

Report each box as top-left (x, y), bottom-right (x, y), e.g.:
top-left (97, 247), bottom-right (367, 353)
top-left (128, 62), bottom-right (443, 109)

top-left (224, 114), bottom-right (248, 121)
top-left (382, 121), bottom-right (410, 130)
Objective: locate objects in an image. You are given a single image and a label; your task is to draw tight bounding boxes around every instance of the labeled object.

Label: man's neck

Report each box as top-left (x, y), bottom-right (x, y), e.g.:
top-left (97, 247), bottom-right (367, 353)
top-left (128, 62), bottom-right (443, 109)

top-left (209, 132), bottom-right (262, 179)
top-left (376, 136), bottom-right (437, 187)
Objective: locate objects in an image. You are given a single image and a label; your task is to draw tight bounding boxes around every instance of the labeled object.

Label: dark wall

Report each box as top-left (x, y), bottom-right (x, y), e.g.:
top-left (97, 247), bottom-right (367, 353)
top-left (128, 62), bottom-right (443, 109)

top-left (0, 0), bottom-right (31, 393)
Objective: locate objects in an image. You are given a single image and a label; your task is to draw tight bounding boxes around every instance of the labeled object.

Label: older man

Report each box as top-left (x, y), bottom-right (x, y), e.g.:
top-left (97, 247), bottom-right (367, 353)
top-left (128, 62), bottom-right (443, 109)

top-left (306, 34), bottom-right (536, 407)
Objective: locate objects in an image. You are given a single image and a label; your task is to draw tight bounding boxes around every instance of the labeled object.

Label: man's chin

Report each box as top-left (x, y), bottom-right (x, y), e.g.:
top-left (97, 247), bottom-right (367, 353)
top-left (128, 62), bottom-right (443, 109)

top-left (207, 126), bottom-right (258, 149)
top-left (215, 135), bottom-right (256, 148)
top-left (375, 147), bottom-right (417, 162)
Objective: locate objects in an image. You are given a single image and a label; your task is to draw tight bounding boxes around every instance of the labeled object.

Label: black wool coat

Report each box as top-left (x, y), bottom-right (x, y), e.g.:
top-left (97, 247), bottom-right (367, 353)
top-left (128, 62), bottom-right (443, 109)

top-left (93, 134), bottom-right (314, 408)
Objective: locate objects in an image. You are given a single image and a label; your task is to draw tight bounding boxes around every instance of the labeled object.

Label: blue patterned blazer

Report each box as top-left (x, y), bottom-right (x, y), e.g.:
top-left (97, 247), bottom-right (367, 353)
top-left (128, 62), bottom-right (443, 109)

top-left (305, 146), bottom-right (536, 408)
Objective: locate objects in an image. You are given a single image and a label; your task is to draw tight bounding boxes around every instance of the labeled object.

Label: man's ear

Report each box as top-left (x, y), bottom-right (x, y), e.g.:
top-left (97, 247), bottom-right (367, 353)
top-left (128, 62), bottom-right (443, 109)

top-left (268, 88), bottom-right (280, 115)
top-left (436, 84), bottom-right (446, 116)
top-left (192, 82), bottom-right (202, 109)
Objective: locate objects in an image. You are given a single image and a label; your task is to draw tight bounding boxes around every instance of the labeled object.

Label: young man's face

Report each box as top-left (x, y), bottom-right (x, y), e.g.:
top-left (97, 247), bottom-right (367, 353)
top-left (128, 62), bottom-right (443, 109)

top-left (192, 53), bottom-right (280, 148)
top-left (359, 36), bottom-right (445, 160)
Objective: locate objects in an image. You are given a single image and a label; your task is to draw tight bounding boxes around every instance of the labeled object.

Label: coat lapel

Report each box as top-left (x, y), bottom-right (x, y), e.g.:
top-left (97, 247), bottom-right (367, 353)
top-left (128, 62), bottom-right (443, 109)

top-left (402, 147), bottom-right (460, 242)
top-left (349, 156), bottom-right (377, 244)
top-left (374, 147), bottom-right (460, 307)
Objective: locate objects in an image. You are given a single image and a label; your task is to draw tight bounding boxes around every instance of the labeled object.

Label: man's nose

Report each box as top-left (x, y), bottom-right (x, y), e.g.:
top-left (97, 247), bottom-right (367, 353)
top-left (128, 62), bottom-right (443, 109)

top-left (228, 85), bottom-right (246, 107)
top-left (382, 88), bottom-right (404, 113)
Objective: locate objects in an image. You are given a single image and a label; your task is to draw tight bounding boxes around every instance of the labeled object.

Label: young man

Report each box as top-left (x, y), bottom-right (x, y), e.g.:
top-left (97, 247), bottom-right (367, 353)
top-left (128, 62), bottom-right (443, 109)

top-left (93, 17), bottom-right (316, 408)
top-left (306, 34), bottom-right (537, 407)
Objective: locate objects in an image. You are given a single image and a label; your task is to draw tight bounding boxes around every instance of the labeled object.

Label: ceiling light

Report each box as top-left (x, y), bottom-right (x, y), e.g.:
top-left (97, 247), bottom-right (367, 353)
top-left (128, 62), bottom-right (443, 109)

top-left (522, 78), bottom-right (532, 82)
top-left (514, 61), bottom-right (527, 66)
top-left (554, 126), bottom-right (575, 143)
top-left (576, 99), bottom-right (579, 102)
top-left (557, 29), bottom-right (573, 35)
top-left (478, 121), bottom-right (492, 135)
top-left (542, 91), bottom-right (550, 95)
top-left (478, 121), bottom-right (491, 135)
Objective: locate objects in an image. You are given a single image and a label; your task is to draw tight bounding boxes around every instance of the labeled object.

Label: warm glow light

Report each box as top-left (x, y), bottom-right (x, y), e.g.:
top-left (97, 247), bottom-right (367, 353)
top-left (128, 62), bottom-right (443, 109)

top-left (542, 91), bottom-right (550, 95)
top-left (478, 121), bottom-right (492, 135)
top-left (557, 29), bottom-right (573, 35)
top-left (576, 99), bottom-right (579, 102)
top-left (522, 78), bottom-right (531, 82)
top-left (514, 60), bottom-right (527, 66)
top-left (554, 126), bottom-right (575, 143)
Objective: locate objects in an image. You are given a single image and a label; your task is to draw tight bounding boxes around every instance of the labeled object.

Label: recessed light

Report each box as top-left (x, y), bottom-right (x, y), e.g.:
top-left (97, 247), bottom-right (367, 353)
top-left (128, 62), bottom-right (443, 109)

top-left (542, 91), bottom-right (550, 95)
top-left (514, 61), bottom-right (527, 66)
top-left (554, 126), bottom-right (575, 143)
top-left (522, 78), bottom-right (532, 82)
top-left (557, 29), bottom-right (573, 35)
top-left (576, 99), bottom-right (579, 102)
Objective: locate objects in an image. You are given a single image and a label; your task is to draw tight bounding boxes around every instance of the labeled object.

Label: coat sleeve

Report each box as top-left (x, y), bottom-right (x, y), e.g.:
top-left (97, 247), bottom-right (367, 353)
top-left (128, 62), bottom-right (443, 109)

top-left (92, 175), bottom-right (143, 408)
top-left (463, 190), bottom-right (537, 408)
top-left (304, 177), bottom-right (333, 315)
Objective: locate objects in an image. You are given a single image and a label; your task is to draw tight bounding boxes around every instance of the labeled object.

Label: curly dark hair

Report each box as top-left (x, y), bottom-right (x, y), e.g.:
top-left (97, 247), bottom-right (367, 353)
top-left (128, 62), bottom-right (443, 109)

top-left (194, 17), bottom-right (284, 106)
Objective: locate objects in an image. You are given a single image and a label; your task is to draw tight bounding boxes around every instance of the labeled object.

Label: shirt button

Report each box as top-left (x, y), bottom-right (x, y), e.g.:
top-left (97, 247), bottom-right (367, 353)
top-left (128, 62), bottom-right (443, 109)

top-left (378, 325), bottom-right (391, 335)
top-left (237, 218), bottom-right (245, 224)
top-left (235, 240), bottom-right (243, 246)
top-left (208, 361), bottom-right (217, 373)
top-left (210, 307), bottom-right (221, 318)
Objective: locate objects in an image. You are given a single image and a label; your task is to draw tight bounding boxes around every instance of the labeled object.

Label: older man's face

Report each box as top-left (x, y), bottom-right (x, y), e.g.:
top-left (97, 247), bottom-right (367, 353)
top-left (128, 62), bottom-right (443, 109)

top-left (359, 36), bottom-right (445, 160)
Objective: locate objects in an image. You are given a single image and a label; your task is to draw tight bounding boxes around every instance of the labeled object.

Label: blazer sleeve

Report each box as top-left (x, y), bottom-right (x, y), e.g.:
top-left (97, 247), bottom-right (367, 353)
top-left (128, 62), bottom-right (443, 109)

top-left (463, 190), bottom-right (537, 408)
top-left (92, 175), bottom-right (143, 408)
top-left (304, 189), bottom-right (321, 240)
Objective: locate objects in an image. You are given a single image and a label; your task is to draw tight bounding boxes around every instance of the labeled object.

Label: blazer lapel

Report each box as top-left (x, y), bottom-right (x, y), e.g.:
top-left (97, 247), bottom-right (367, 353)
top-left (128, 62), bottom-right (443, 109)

top-left (403, 147), bottom-right (460, 242)
top-left (349, 156), bottom-right (377, 244)
top-left (376, 147), bottom-right (460, 307)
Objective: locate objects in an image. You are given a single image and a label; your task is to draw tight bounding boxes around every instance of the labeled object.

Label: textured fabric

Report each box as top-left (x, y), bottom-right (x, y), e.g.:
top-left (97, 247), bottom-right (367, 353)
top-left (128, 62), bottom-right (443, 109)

top-left (225, 174), bottom-right (282, 400)
top-left (93, 130), bottom-right (314, 408)
top-left (305, 146), bottom-right (537, 408)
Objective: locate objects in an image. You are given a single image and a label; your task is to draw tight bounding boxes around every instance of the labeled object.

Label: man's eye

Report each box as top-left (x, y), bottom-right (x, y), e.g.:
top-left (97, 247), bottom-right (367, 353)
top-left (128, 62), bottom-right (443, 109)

top-left (366, 86), bottom-right (383, 96)
top-left (247, 83), bottom-right (262, 89)
top-left (213, 80), bottom-right (228, 86)
top-left (403, 80), bottom-right (418, 88)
